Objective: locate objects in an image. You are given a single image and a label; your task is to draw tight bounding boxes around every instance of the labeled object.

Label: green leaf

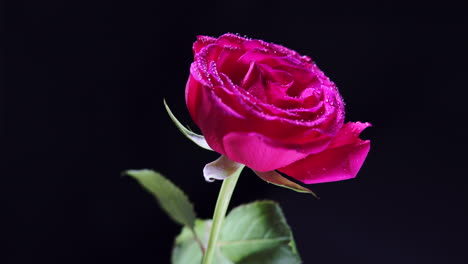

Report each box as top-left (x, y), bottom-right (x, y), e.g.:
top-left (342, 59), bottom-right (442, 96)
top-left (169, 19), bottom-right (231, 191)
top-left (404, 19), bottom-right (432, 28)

top-left (126, 169), bottom-right (196, 229)
top-left (163, 99), bottom-right (213, 151)
top-left (172, 220), bottom-right (232, 264)
top-left (235, 244), bottom-right (301, 264)
top-left (220, 201), bottom-right (301, 263)
top-left (172, 220), bottom-right (207, 264)
top-left (253, 170), bottom-right (318, 198)
top-left (172, 201), bottom-right (301, 264)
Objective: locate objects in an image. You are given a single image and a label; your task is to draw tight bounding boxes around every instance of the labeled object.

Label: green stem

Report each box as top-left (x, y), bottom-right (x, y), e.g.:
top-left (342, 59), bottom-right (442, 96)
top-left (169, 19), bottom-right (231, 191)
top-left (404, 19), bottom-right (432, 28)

top-left (202, 165), bottom-right (244, 264)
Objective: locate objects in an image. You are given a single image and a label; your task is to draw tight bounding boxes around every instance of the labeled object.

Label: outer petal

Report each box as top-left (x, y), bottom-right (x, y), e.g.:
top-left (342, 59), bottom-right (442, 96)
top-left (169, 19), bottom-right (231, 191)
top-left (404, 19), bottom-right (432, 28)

top-left (193, 35), bottom-right (216, 54)
top-left (185, 70), bottom-right (204, 126)
top-left (278, 122), bottom-right (371, 184)
top-left (186, 75), bottom-right (246, 155)
top-left (222, 132), bottom-right (310, 172)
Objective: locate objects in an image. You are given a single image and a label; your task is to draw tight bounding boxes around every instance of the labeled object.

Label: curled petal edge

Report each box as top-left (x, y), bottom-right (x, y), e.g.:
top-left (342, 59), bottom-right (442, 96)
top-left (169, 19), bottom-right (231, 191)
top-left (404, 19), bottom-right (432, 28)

top-left (279, 122), bottom-right (371, 184)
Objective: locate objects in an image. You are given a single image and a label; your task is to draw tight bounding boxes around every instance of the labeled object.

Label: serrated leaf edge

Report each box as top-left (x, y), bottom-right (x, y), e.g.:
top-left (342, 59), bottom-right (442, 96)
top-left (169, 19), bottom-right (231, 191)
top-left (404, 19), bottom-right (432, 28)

top-left (125, 169), bottom-right (196, 228)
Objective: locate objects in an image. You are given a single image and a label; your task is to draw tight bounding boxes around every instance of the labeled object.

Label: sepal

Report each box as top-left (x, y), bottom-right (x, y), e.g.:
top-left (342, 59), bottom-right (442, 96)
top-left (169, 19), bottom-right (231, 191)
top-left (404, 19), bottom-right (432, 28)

top-left (254, 170), bottom-right (318, 198)
top-left (164, 99), bottom-right (213, 151)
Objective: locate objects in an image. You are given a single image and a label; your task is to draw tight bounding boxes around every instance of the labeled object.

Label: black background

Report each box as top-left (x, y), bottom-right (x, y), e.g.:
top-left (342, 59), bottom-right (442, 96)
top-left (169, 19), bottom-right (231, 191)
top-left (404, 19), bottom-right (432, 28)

top-left (4, 0), bottom-right (468, 263)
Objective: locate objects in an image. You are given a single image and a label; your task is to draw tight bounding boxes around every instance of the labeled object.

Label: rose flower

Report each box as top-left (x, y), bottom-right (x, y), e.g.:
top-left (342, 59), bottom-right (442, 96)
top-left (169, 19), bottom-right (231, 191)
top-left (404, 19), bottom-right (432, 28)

top-left (185, 34), bottom-right (370, 184)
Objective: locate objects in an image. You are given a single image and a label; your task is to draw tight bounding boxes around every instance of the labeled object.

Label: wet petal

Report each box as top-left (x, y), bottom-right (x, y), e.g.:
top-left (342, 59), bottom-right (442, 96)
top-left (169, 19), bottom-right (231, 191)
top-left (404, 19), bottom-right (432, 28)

top-left (279, 122), bottom-right (371, 184)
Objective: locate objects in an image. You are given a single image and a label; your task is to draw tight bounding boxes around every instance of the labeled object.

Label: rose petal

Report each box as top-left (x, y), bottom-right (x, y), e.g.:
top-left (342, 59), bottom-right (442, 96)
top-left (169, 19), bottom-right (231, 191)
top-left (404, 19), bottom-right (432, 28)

top-left (193, 35), bottom-right (216, 54)
top-left (329, 122), bottom-right (371, 148)
top-left (187, 77), bottom-right (246, 155)
top-left (278, 122), bottom-right (371, 184)
top-left (215, 33), bottom-right (246, 49)
top-left (216, 47), bottom-right (246, 84)
top-left (185, 72), bottom-right (204, 125)
top-left (222, 132), bottom-right (310, 172)
top-left (241, 61), bottom-right (267, 101)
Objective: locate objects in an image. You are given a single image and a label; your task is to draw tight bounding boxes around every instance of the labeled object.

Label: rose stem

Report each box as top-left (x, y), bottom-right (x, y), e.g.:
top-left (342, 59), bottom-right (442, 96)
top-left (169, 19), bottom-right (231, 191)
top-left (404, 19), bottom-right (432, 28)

top-left (202, 165), bottom-right (244, 264)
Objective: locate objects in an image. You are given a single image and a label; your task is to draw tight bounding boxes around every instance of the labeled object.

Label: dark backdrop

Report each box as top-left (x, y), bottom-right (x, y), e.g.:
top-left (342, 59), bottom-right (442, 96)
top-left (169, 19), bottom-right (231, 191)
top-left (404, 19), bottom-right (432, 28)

top-left (4, 0), bottom-right (468, 263)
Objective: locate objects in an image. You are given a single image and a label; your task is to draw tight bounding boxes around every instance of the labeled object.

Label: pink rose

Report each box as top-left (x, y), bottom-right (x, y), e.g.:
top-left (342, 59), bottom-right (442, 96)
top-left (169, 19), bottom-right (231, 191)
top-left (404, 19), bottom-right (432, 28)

top-left (185, 33), bottom-right (370, 184)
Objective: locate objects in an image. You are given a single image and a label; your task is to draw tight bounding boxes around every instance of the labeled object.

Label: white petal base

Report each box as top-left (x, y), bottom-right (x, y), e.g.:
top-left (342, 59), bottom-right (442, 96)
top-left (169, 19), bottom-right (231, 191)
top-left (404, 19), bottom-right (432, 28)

top-left (203, 155), bottom-right (244, 182)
